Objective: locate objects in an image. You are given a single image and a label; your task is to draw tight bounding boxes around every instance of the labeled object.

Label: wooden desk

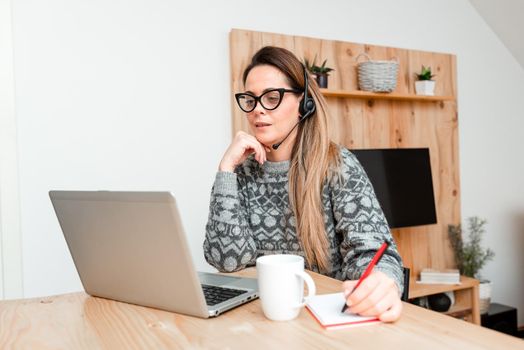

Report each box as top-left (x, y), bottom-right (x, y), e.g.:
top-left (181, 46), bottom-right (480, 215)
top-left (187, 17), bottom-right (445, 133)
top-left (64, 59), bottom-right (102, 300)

top-left (0, 269), bottom-right (522, 350)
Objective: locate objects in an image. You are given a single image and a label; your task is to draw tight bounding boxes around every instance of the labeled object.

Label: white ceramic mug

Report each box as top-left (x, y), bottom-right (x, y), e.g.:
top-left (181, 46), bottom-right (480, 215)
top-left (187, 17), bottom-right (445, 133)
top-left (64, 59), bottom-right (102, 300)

top-left (256, 254), bottom-right (316, 321)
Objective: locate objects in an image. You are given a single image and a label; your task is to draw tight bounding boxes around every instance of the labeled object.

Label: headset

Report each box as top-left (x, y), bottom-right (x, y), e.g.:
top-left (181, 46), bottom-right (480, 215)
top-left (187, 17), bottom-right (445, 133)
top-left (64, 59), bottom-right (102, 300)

top-left (298, 65), bottom-right (316, 121)
top-left (272, 65), bottom-right (317, 150)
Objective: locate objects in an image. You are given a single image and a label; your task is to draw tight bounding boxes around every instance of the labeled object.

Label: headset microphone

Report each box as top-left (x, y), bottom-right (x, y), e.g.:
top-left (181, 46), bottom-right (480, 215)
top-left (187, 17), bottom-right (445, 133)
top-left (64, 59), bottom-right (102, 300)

top-left (272, 118), bottom-right (301, 150)
top-left (271, 65), bottom-right (317, 151)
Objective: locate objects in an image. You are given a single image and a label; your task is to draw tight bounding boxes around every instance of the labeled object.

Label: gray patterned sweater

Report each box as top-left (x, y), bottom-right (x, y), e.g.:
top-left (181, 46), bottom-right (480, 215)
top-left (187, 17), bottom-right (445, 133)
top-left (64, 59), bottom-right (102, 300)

top-left (203, 147), bottom-right (404, 293)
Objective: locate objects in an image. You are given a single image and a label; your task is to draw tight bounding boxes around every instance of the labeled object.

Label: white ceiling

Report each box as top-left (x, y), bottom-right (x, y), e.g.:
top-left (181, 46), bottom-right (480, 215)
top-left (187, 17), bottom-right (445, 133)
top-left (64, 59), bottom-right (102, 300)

top-left (469, 0), bottom-right (524, 69)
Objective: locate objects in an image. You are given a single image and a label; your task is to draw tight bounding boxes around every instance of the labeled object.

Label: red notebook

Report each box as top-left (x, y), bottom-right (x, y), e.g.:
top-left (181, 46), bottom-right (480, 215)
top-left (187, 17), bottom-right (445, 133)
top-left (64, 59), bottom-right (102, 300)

top-left (306, 293), bottom-right (380, 330)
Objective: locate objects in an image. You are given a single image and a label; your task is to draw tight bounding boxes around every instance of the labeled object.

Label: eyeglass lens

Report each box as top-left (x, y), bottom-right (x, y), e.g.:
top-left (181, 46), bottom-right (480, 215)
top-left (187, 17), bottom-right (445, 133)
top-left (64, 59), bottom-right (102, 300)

top-left (237, 90), bottom-right (283, 112)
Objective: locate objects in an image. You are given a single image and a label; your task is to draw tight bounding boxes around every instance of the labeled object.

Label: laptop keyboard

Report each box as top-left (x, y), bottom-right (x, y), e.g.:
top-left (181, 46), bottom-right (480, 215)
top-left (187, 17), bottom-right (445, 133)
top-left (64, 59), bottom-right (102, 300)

top-left (202, 284), bottom-right (248, 306)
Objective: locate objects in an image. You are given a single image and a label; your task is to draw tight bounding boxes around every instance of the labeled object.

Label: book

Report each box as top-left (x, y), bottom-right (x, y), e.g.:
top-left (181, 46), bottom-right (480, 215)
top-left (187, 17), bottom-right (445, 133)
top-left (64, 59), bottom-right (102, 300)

top-left (305, 293), bottom-right (380, 330)
top-left (418, 268), bottom-right (460, 284)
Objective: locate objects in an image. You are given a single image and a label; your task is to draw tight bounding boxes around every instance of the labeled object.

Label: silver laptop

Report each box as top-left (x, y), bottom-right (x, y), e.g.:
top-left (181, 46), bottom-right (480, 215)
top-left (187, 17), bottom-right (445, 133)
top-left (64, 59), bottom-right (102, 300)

top-left (49, 190), bottom-right (259, 318)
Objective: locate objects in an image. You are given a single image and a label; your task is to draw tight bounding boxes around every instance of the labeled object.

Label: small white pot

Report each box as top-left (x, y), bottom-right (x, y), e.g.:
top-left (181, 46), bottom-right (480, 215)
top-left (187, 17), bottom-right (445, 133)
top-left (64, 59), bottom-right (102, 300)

top-left (479, 280), bottom-right (492, 314)
top-left (415, 80), bottom-right (436, 96)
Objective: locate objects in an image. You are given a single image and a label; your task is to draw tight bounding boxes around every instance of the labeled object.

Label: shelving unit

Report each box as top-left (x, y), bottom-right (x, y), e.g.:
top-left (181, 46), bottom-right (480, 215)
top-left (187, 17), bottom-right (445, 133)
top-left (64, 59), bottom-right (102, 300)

top-left (319, 88), bottom-right (456, 102)
top-left (409, 276), bottom-right (480, 325)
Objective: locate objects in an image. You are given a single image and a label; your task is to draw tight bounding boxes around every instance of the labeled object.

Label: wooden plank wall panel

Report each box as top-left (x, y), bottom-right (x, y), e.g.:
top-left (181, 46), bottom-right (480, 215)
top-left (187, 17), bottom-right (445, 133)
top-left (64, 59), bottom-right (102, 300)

top-left (229, 29), bottom-right (460, 278)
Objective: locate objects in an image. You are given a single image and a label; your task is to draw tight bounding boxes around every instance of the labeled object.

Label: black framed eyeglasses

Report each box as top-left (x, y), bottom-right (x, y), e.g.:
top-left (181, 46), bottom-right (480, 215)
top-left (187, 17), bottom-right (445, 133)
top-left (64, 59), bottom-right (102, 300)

top-left (235, 88), bottom-right (301, 113)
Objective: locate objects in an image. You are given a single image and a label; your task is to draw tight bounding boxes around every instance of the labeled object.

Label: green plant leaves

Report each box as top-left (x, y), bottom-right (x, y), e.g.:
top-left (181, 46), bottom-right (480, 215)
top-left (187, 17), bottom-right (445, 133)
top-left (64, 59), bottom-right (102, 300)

top-left (448, 216), bottom-right (494, 279)
top-left (304, 55), bottom-right (334, 75)
top-left (415, 65), bottom-right (435, 81)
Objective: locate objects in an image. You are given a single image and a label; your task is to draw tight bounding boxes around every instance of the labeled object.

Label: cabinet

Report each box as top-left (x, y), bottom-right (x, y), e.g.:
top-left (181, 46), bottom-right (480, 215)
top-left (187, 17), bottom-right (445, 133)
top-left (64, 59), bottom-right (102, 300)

top-left (409, 276), bottom-right (480, 325)
top-left (481, 303), bottom-right (518, 336)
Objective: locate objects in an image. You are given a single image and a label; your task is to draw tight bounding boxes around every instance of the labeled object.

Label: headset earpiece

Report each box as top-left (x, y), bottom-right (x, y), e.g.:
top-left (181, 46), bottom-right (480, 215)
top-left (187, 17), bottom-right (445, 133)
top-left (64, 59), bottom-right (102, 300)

top-left (272, 65), bottom-right (317, 150)
top-left (299, 66), bottom-right (316, 120)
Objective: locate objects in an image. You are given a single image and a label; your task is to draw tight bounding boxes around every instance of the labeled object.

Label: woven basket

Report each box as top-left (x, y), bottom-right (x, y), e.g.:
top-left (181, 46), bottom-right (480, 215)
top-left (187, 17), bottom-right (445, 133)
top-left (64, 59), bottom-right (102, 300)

top-left (356, 53), bottom-right (399, 92)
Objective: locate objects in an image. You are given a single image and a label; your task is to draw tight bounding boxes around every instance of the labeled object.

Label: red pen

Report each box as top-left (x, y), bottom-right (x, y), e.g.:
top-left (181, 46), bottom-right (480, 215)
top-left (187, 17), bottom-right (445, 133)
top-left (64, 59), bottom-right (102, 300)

top-left (341, 240), bottom-right (391, 313)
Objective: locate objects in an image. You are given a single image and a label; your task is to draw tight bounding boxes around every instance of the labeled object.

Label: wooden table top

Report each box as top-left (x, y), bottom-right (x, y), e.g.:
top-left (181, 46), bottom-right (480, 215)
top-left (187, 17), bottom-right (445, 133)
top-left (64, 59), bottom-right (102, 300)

top-left (0, 268), bottom-right (522, 349)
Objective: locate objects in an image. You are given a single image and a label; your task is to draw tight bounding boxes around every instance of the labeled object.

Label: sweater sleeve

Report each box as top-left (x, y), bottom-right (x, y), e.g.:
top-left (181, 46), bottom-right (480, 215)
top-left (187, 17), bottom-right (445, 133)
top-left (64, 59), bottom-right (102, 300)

top-left (332, 149), bottom-right (404, 295)
top-left (203, 171), bottom-right (257, 272)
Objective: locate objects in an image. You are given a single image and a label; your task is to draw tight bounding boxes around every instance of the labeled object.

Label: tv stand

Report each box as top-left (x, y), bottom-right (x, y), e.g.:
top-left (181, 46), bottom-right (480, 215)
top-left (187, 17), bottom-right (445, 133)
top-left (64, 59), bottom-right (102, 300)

top-left (409, 276), bottom-right (480, 325)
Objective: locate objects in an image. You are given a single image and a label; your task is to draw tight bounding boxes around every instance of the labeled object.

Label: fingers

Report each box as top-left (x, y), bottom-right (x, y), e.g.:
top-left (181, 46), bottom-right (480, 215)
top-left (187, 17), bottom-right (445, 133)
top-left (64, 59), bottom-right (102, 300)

top-left (356, 287), bottom-right (397, 317)
top-left (234, 131), bottom-right (267, 165)
top-left (342, 280), bottom-right (358, 294)
top-left (346, 272), bottom-right (382, 309)
top-left (219, 131), bottom-right (273, 171)
top-left (378, 298), bottom-right (403, 323)
top-left (348, 272), bottom-right (393, 314)
top-left (343, 271), bottom-right (402, 323)
top-left (341, 280), bottom-right (357, 306)
top-left (243, 136), bottom-right (266, 164)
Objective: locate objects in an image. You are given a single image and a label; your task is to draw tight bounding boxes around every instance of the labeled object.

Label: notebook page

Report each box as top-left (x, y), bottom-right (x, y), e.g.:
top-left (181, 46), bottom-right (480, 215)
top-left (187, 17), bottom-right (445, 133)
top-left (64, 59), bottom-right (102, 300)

top-left (306, 293), bottom-right (379, 329)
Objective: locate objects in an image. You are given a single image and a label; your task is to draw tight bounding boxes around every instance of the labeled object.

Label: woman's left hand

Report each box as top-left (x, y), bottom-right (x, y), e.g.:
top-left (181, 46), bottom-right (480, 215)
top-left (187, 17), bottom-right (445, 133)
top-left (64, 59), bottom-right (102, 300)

top-left (341, 270), bottom-right (402, 322)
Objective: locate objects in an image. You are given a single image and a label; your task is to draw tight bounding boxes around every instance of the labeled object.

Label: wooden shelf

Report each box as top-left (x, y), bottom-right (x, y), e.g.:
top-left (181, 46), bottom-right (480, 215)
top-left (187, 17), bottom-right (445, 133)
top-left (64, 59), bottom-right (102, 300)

top-left (319, 88), bottom-right (456, 102)
top-left (409, 275), bottom-right (479, 299)
top-left (408, 275), bottom-right (480, 325)
top-left (444, 304), bottom-right (472, 318)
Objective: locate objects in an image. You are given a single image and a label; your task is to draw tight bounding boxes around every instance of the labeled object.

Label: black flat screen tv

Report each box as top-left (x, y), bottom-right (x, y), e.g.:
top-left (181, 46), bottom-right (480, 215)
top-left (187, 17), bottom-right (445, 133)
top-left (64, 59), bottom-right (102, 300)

top-left (350, 148), bottom-right (437, 229)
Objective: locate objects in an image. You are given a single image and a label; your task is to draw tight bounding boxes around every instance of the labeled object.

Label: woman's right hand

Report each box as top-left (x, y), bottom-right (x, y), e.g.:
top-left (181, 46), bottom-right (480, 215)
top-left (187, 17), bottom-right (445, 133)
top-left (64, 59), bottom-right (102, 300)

top-left (219, 131), bottom-right (270, 172)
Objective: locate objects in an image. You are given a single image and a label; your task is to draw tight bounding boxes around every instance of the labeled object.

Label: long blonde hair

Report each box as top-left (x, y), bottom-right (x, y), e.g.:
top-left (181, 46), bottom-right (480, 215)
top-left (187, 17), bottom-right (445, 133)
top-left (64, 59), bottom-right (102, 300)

top-left (242, 46), bottom-right (340, 272)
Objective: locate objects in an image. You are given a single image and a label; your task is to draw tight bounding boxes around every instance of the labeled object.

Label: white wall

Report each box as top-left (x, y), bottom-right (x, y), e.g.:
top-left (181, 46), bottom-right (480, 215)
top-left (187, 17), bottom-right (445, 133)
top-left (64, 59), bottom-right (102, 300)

top-left (10, 0), bottom-right (524, 323)
top-left (0, 0), bottom-right (23, 299)
top-left (469, 0), bottom-right (524, 69)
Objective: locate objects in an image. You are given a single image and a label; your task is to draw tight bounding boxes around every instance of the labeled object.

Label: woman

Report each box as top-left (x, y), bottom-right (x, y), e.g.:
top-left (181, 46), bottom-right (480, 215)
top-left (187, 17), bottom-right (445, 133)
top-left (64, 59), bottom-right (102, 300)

top-left (203, 46), bottom-right (403, 322)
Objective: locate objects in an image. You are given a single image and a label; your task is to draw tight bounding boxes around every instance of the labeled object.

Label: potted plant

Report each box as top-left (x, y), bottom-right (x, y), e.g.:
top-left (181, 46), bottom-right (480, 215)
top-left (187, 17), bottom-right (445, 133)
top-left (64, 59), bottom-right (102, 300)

top-left (448, 217), bottom-right (495, 314)
top-left (304, 56), bottom-right (334, 88)
top-left (414, 65), bottom-right (436, 95)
